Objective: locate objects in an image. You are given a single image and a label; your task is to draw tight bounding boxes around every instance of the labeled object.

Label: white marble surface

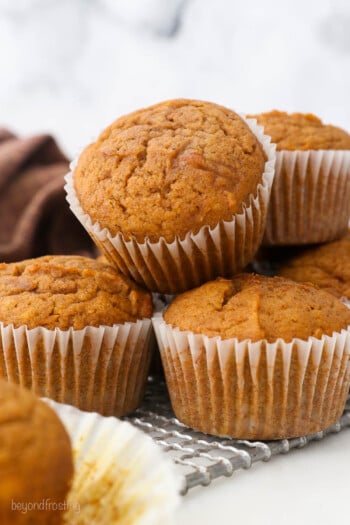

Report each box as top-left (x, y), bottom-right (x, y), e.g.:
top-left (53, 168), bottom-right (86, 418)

top-left (1, 0), bottom-right (350, 158)
top-left (1, 2), bottom-right (350, 523)
top-left (177, 427), bottom-right (350, 525)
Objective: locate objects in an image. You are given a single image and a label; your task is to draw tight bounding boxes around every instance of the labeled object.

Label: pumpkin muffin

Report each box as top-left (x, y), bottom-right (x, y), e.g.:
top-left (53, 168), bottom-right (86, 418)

top-left (250, 110), bottom-right (350, 245)
top-left (0, 380), bottom-right (73, 525)
top-left (0, 255), bottom-right (154, 416)
top-left (253, 111), bottom-right (350, 151)
top-left (66, 98), bottom-right (276, 293)
top-left (278, 235), bottom-right (350, 300)
top-left (0, 255), bottom-right (152, 329)
top-left (153, 273), bottom-right (350, 439)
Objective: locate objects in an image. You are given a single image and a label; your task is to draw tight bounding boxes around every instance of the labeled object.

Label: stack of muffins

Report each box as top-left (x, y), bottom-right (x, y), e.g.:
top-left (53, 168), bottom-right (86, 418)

top-left (1, 99), bottom-right (350, 441)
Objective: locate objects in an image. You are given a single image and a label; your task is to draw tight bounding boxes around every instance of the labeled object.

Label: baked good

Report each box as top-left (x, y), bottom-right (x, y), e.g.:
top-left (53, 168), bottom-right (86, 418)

top-left (154, 273), bottom-right (350, 439)
top-left (74, 99), bottom-right (266, 242)
top-left (0, 255), bottom-right (154, 416)
top-left (253, 111), bottom-right (350, 151)
top-left (0, 255), bottom-right (152, 329)
top-left (250, 110), bottom-right (350, 245)
top-left (0, 380), bottom-right (73, 524)
top-left (278, 235), bottom-right (350, 299)
top-left (164, 274), bottom-right (348, 341)
top-left (66, 98), bottom-right (275, 293)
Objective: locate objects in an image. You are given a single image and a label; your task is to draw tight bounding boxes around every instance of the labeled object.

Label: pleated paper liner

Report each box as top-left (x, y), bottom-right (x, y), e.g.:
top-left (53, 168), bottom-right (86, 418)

top-left (0, 319), bottom-right (153, 416)
top-left (149, 295), bottom-right (174, 378)
top-left (153, 317), bottom-right (350, 440)
top-left (65, 117), bottom-right (276, 294)
top-left (264, 149), bottom-right (350, 246)
top-left (342, 298), bottom-right (350, 309)
top-left (45, 400), bottom-right (180, 525)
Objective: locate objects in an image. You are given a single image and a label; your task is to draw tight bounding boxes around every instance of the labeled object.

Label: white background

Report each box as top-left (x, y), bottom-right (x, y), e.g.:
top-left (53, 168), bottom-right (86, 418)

top-left (1, 1), bottom-right (350, 523)
top-left (177, 427), bottom-right (350, 524)
top-left (1, 0), bottom-right (350, 157)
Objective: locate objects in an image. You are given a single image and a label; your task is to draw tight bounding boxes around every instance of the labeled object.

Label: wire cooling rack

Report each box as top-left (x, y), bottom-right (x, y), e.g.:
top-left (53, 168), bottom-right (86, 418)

top-left (125, 379), bottom-right (350, 495)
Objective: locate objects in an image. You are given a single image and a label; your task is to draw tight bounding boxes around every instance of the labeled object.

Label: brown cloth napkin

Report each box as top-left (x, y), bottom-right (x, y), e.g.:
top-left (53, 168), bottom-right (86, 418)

top-left (0, 128), bottom-right (96, 262)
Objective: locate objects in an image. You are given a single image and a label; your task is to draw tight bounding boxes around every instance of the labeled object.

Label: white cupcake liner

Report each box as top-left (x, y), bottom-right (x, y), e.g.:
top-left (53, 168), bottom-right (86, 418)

top-left (65, 116), bottom-right (276, 294)
top-left (0, 319), bottom-right (153, 416)
top-left (342, 298), bottom-right (350, 309)
top-left (264, 149), bottom-right (350, 245)
top-left (153, 317), bottom-right (350, 440)
top-left (45, 400), bottom-right (180, 525)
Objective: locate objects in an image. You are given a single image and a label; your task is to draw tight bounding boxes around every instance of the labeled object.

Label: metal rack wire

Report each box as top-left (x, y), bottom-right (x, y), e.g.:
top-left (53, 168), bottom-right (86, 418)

top-left (125, 380), bottom-right (350, 495)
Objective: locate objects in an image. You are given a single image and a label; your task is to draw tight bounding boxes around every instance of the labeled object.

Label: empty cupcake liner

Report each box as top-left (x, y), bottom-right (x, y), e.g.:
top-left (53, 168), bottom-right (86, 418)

top-left (65, 116), bottom-right (276, 294)
top-left (153, 317), bottom-right (350, 440)
top-left (45, 400), bottom-right (180, 525)
top-left (264, 149), bottom-right (350, 245)
top-left (0, 319), bottom-right (153, 416)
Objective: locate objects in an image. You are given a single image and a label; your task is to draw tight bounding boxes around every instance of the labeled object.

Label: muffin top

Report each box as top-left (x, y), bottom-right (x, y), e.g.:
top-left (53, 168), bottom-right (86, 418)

top-left (0, 380), bottom-right (73, 516)
top-left (278, 236), bottom-right (350, 299)
top-left (0, 255), bottom-right (153, 329)
top-left (73, 99), bottom-right (267, 242)
top-left (164, 273), bottom-right (350, 342)
top-left (250, 110), bottom-right (350, 151)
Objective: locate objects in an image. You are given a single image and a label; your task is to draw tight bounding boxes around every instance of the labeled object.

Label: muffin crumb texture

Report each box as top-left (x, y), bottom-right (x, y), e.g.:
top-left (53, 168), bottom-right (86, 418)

top-left (250, 110), bottom-right (350, 151)
top-left (0, 255), bottom-right (153, 330)
top-left (278, 235), bottom-right (350, 299)
top-left (164, 273), bottom-right (350, 342)
top-left (74, 99), bottom-right (267, 242)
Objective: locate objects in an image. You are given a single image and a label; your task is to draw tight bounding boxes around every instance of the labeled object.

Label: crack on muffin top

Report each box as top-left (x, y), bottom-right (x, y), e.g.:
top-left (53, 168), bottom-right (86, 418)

top-left (164, 273), bottom-right (350, 342)
top-left (73, 99), bottom-right (267, 242)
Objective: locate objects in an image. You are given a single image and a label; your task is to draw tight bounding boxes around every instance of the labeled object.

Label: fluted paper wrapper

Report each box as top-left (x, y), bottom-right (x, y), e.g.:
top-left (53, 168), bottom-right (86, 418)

top-left (264, 149), bottom-right (350, 245)
top-left (65, 117), bottom-right (276, 294)
top-left (0, 319), bottom-right (153, 416)
top-left (45, 400), bottom-right (180, 525)
top-left (153, 317), bottom-right (350, 440)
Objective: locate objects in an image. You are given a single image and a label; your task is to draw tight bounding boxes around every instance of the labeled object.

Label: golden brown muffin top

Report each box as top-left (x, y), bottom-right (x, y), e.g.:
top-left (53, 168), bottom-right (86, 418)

top-left (250, 110), bottom-right (350, 151)
top-left (0, 255), bottom-right (153, 330)
top-left (0, 380), bottom-right (73, 524)
top-left (164, 273), bottom-right (350, 342)
top-left (74, 99), bottom-right (267, 242)
top-left (278, 236), bottom-right (350, 299)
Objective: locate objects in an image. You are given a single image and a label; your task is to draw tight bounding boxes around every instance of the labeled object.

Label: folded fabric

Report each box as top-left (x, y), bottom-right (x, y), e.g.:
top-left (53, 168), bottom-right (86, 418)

top-left (0, 128), bottom-right (96, 262)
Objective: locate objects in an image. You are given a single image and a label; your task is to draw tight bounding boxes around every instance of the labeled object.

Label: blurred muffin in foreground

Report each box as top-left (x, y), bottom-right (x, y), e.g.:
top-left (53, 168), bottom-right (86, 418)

top-left (0, 255), bottom-right (154, 416)
top-left (250, 110), bottom-right (350, 245)
top-left (0, 380), bottom-right (73, 525)
top-left (154, 273), bottom-right (350, 439)
top-left (67, 98), bottom-right (275, 293)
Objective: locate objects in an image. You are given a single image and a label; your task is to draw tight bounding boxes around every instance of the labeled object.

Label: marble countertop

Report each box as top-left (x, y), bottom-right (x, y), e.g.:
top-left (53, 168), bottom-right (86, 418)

top-left (1, 0), bottom-right (350, 157)
top-left (178, 427), bottom-right (350, 524)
